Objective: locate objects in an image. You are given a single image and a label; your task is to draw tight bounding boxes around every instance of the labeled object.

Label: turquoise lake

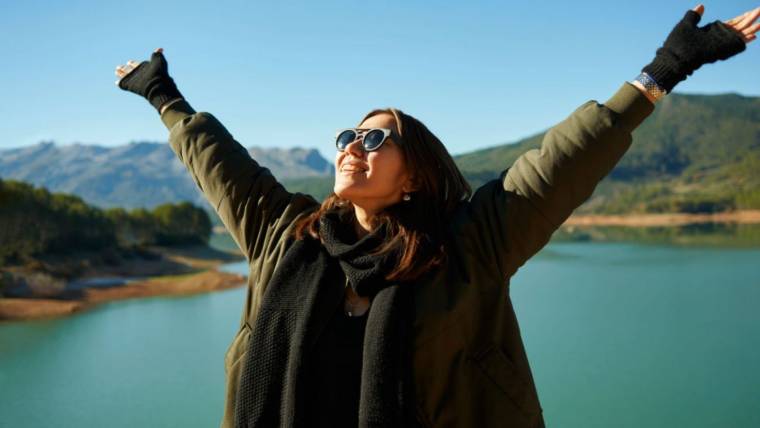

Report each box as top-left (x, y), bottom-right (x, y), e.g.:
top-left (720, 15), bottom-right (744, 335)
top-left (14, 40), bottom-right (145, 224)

top-left (1, 241), bottom-right (759, 427)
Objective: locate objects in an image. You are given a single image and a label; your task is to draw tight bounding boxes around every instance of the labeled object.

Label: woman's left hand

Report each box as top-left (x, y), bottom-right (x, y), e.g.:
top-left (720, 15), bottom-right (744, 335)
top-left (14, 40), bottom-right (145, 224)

top-left (642, 4), bottom-right (759, 94)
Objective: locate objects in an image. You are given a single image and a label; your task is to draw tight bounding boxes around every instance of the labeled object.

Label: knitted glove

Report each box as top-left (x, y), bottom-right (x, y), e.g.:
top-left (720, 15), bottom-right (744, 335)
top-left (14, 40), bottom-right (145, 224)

top-left (118, 51), bottom-right (184, 113)
top-left (643, 10), bottom-right (746, 93)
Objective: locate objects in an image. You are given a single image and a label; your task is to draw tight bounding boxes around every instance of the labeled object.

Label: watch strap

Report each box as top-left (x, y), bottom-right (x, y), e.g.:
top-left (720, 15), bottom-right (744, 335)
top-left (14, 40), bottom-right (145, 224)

top-left (633, 72), bottom-right (668, 101)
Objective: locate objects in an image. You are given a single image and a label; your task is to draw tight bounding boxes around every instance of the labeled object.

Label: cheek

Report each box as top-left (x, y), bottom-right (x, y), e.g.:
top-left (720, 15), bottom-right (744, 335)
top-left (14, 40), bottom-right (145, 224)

top-left (368, 153), bottom-right (407, 185)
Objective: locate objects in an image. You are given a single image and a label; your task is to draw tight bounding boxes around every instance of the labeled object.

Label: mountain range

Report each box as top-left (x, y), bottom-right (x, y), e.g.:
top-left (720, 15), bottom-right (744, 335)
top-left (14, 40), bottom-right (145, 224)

top-left (2, 90), bottom-right (759, 214)
top-left (0, 141), bottom-right (332, 209)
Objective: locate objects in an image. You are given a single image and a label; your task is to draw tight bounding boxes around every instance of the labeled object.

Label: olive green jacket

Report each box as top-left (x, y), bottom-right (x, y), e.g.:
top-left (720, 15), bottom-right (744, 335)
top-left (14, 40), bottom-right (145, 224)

top-left (160, 82), bottom-right (654, 427)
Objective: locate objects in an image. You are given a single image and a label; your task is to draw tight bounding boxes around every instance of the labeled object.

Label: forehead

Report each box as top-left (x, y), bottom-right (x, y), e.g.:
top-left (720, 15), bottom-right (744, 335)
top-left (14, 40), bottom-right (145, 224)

top-left (359, 112), bottom-right (398, 133)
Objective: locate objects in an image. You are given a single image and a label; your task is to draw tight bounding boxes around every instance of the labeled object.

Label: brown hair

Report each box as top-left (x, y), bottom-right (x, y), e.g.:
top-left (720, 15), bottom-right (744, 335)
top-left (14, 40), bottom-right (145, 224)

top-left (294, 108), bottom-right (471, 282)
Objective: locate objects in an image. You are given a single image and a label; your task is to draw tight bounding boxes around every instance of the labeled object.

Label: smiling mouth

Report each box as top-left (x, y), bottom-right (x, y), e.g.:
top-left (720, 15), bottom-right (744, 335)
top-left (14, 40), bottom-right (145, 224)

top-left (340, 166), bottom-right (367, 173)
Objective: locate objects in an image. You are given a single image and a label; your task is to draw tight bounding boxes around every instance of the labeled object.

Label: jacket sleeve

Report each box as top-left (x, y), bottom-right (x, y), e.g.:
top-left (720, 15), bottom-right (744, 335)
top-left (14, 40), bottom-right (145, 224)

top-left (160, 100), bottom-right (318, 262)
top-left (467, 82), bottom-right (655, 281)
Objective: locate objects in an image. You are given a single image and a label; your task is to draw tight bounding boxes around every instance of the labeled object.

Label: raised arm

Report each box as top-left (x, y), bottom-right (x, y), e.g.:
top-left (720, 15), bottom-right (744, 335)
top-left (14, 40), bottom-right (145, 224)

top-left (115, 49), bottom-right (318, 262)
top-left (466, 5), bottom-right (757, 281)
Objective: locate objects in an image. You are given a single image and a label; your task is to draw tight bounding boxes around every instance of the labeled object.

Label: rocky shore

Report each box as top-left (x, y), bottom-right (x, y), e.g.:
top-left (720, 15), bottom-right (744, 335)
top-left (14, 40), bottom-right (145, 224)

top-left (0, 245), bottom-right (246, 321)
top-left (564, 210), bottom-right (760, 227)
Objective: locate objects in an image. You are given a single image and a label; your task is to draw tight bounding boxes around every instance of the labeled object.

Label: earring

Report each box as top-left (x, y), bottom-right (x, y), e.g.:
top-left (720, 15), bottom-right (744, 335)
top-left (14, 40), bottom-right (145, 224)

top-left (402, 193), bottom-right (411, 201)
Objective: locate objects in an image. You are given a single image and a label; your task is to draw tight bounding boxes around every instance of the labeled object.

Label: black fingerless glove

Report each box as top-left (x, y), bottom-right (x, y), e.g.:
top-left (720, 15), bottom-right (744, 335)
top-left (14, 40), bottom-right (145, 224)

top-left (118, 51), bottom-right (184, 113)
top-left (643, 10), bottom-right (746, 93)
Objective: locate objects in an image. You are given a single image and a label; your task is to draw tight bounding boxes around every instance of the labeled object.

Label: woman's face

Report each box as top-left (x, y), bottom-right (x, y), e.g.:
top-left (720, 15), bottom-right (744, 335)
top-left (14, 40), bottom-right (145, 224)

top-left (334, 112), bottom-right (413, 213)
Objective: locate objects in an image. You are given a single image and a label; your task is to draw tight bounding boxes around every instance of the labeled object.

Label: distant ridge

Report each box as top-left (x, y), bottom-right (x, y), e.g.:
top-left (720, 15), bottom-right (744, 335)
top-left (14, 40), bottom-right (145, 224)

top-left (0, 141), bottom-right (332, 209)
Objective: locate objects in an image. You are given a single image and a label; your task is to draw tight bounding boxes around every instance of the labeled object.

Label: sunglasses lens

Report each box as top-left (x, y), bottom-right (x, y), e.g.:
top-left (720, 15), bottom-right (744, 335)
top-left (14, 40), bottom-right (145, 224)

top-left (363, 129), bottom-right (386, 151)
top-left (336, 130), bottom-right (357, 150)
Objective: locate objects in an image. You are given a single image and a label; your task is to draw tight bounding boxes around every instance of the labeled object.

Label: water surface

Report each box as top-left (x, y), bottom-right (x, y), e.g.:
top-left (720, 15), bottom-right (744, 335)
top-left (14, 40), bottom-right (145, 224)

top-left (1, 242), bottom-right (758, 427)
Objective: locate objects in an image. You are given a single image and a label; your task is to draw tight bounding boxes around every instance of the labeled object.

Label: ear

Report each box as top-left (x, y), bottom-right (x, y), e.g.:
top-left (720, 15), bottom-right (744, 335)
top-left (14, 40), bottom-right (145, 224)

top-left (402, 175), bottom-right (420, 194)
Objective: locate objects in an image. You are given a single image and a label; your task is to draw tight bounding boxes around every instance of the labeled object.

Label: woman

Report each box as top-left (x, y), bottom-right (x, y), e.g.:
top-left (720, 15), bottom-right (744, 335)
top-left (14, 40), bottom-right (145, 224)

top-left (116, 5), bottom-right (759, 427)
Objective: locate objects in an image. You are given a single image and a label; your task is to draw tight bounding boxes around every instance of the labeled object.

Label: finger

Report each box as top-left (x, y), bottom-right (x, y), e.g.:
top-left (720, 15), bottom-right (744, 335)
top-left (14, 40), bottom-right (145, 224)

top-left (744, 22), bottom-right (760, 37)
top-left (735, 7), bottom-right (760, 30)
top-left (726, 9), bottom-right (749, 25)
top-left (725, 11), bottom-right (753, 30)
top-left (127, 60), bottom-right (139, 67)
top-left (725, 7), bottom-right (757, 26)
top-left (725, 15), bottom-right (742, 26)
top-left (154, 47), bottom-right (163, 54)
top-left (115, 64), bottom-right (135, 78)
top-left (692, 4), bottom-right (704, 16)
top-left (150, 50), bottom-right (168, 69)
top-left (686, 7), bottom-right (703, 26)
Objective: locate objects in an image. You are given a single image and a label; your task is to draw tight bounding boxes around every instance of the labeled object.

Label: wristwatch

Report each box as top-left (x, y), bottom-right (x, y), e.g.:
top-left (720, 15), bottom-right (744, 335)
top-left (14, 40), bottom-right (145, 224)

top-left (632, 72), bottom-right (668, 102)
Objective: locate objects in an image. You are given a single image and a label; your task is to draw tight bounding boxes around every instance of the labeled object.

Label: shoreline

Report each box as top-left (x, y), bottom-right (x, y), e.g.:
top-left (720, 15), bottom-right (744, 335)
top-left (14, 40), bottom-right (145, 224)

top-left (0, 271), bottom-right (246, 321)
top-left (4, 210), bottom-right (759, 322)
top-left (0, 245), bottom-right (246, 322)
top-left (563, 210), bottom-right (760, 227)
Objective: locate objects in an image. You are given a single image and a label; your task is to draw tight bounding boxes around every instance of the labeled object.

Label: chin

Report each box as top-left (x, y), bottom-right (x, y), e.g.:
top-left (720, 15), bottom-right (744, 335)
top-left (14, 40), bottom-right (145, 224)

top-left (334, 178), bottom-right (362, 199)
top-left (333, 182), bottom-right (349, 199)
top-left (334, 185), bottom-right (374, 207)
top-left (333, 185), bottom-right (355, 201)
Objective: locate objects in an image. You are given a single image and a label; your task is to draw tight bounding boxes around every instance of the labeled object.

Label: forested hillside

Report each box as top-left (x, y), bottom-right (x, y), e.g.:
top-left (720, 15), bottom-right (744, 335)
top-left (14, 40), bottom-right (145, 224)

top-left (0, 179), bottom-right (211, 264)
top-left (454, 92), bottom-right (760, 214)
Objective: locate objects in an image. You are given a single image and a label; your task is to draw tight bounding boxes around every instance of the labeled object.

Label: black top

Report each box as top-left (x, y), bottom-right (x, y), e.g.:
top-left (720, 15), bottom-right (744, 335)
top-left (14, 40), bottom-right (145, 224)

top-left (304, 302), bottom-right (369, 428)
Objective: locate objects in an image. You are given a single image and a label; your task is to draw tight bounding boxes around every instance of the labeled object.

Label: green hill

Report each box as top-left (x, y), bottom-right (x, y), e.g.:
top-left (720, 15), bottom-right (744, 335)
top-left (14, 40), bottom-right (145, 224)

top-left (0, 179), bottom-right (212, 264)
top-left (286, 91), bottom-right (760, 214)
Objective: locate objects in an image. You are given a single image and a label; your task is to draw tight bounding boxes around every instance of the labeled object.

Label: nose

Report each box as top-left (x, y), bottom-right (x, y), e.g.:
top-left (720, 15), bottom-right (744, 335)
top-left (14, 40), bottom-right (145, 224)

top-left (344, 134), bottom-right (366, 157)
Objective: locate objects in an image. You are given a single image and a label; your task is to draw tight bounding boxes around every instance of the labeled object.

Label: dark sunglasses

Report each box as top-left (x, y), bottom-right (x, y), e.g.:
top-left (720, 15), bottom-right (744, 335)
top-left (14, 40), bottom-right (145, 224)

top-left (335, 128), bottom-right (403, 152)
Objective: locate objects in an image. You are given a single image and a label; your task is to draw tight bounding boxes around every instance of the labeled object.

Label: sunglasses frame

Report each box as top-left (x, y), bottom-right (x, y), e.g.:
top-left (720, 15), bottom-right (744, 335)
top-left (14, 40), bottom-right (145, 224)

top-left (334, 127), bottom-right (404, 152)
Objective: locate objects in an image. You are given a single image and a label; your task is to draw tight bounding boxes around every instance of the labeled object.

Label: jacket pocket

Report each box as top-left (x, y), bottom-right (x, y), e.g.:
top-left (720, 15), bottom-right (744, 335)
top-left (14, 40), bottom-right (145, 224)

top-left (471, 343), bottom-right (541, 418)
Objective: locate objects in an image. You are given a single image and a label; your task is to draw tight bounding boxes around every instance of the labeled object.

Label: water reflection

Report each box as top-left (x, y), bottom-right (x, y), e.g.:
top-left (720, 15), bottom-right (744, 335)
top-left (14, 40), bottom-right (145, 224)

top-left (554, 223), bottom-right (760, 247)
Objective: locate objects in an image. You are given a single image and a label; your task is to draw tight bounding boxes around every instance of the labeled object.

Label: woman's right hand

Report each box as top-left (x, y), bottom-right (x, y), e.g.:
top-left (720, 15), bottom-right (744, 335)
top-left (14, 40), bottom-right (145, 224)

top-left (114, 47), bottom-right (184, 114)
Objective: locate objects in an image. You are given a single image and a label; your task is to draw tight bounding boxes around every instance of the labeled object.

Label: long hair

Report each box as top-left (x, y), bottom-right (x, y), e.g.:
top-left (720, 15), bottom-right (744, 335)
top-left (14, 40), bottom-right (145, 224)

top-left (294, 108), bottom-right (471, 282)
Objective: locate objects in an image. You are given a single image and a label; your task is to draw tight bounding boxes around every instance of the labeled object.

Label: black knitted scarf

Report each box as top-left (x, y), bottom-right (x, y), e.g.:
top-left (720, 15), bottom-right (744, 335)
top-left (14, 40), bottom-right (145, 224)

top-left (234, 209), bottom-right (417, 428)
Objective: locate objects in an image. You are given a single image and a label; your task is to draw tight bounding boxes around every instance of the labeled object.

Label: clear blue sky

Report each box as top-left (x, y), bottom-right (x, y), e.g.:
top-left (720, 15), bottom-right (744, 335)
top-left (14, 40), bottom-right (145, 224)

top-left (1, 0), bottom-right (758, 158)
